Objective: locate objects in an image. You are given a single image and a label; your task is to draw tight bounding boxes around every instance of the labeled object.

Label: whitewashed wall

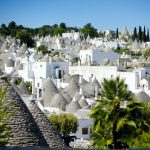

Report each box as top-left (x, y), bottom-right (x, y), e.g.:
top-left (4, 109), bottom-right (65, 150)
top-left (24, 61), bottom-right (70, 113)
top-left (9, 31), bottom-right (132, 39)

top-left (75, 119), bottom-right (93, 140)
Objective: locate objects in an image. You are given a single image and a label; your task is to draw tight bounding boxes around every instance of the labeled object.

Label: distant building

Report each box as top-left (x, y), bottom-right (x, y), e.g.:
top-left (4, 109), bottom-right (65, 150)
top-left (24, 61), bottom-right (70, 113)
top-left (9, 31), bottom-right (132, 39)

top-left (62, 30), bottom-right (84, 40)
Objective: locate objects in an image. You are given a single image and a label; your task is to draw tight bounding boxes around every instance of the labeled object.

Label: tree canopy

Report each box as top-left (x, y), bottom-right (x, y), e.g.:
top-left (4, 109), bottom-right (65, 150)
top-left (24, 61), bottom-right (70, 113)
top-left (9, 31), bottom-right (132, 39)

top-left (0, 21), bottom-right (149, 43)
top-left (16, 29), bottom-right (35, 47)
top-left (36, 45), bottom-right (48, 54)
top-left (49, 113), bottom-right (78, 137)
top-left (90, 77), bottom-right (150, 149)
top-left (80, 23), bottom-right (98, 38)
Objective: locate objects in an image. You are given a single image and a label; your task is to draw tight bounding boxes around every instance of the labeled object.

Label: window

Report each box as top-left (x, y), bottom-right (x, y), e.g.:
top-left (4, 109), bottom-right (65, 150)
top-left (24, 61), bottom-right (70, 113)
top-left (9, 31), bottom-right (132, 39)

top-left (82, 128), bottom-right (88, 135)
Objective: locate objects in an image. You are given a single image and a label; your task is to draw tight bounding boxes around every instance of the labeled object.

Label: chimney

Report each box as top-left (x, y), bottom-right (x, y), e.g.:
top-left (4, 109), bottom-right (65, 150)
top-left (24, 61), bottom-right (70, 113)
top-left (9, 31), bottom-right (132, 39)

top-left (79, 87), bottom-right (83, 95)
top-left (95, 85), bottom-right (98, 98)
top-left (49, 56), bottom-right (52, 63)
top-left (79, 75), bottom-right (83, 84)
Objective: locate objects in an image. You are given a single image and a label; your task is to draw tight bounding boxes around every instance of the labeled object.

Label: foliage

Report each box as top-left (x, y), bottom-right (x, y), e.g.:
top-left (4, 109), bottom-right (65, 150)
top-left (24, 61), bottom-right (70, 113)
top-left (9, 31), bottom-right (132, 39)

top-left (71, 57), bottom-right (80, 64)
top-left (132, 27), bottom-right (137, 41)
top-left (116, 28), bottom-right (119, 39)
top-left (147, 29), bottom-right (150, 41)
top-left (0, 86), bottom-right (17, 146)
top-left (14, 78), bottom-right (22, 85)
top-left (49, 113), bottom-right (78, 136)
top-left (144, 48), bottom-right (150, 58)
top-left (143, 26), bottom-right (147, 42)
top-left (114, 48), bottom-right (129, 54)
top-left (60, 22), bottom-right (66, 29)
top-left (0, 21), bottom-right (149, 43)
top-left (132, 26), bottom-right (149, 42)
top-left (16, 29), bottom-right (35, 47)
top-left (80, 23), bottom-right (98, 38)
top-left (37, 45), bottom-right (48, 54)
top-left (25, 81), bottom-right (32, 94)
top-left (38, 25), bottom-right (52, 37)
top-left (52, 27), bottom-right (65, 36)
top-left (138, 26), bottom-right (142, 43)
top-left (90, 77), bottom-right (150, 149)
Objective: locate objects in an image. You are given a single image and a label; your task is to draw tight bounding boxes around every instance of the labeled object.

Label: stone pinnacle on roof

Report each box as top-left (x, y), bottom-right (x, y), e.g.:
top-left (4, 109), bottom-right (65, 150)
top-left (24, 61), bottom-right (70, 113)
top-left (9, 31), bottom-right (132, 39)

top-left (121, 26), bottom-right (130, 37)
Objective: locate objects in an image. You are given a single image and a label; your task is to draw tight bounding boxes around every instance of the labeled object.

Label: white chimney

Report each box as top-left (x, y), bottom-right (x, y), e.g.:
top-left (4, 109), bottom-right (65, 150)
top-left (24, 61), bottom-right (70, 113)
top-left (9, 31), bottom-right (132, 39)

top-left (95, 85), bottom-right (98, 98)
top-left (79, 75), bottom-right (83, 84)
top-left (79, 87), bottom-right (83, 95)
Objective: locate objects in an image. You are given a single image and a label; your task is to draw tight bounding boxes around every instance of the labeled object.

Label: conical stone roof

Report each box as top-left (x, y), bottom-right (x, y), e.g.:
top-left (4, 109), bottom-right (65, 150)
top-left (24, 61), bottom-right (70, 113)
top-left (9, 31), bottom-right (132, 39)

top-left (5, 59), bottom-right (15, 67)
top-left (63, 73), bottom-right (72, 82)
top-left (0, 68), bottom-right (4, 76)
top-left (42, 78), bottom-right (59, 106)
top-left (18, 81), bottom-right (30, 95)
top-left (0, 78), bottom-right (48, 147)
top-left (121, 27), bottom-right (130, 37)
top-left (50, 93), bottom-right (68, 110)
top-left (17, 63), bottom-right (23, 70)
top-left (78, 96), bottom-right (88, 108)
top-left (36, 52), bottom-right (44, 60)
top-left (41, 55), bottom-right (49, 62)
top-left (27, 101), bottom-right (66, 148)
top-left (0, 42), bottom-right (8, 52)
top-left (61, 90), bottom-right (72, 103)
top-left (65, 79), bottom-right (79, 99)
top-left (17, 43), bottom-right (27, 57)
top-left (135, 91), bottom-right (150, 102)
top-left (66, 97), bottom-right (81, 113)
top-left (132, 39), bottom-right (141, 52)
top-left (91, 78), bottom-right (101, 89)
top-left (74, 92), bottom-right (81, 101)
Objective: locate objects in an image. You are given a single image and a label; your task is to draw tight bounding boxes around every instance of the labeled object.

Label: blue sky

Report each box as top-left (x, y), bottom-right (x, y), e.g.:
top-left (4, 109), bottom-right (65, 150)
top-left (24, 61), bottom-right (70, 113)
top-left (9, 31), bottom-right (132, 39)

top-left (0, 0), bottom-right (150, 31)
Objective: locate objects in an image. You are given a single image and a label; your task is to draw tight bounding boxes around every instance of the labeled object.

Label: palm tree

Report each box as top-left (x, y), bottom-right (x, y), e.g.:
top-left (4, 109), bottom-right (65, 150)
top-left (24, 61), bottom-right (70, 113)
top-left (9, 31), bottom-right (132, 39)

top-left (90, 76), bottom-right (150, 148)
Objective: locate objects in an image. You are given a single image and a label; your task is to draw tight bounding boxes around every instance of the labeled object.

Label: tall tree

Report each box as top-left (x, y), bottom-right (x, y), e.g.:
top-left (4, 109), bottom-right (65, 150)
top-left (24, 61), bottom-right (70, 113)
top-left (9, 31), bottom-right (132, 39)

top-left (38, 25), bottom-right (51, 37)
top-left (8, 21), bottom-right (17, 30)
top-left (138, 26), bottom-right (142, 43)
top-left (132, 27), bottom-right (137, 41)
top-left (90, 77), bottom-right (150, 149)
top-left (143, 26), bottom-right (146, 42)
top-left (0, 24), bottom-right (10, 36)
top-left (116, 28), bottom-right (119, 39)
top-left (60, 22), bottom-right (66, 29)
top-left (1, 24), bottom-right (6, 29)
top-left (80, 23), bottom-right (98, 38)
top-left (147, 28), bottom-right (150, 41)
